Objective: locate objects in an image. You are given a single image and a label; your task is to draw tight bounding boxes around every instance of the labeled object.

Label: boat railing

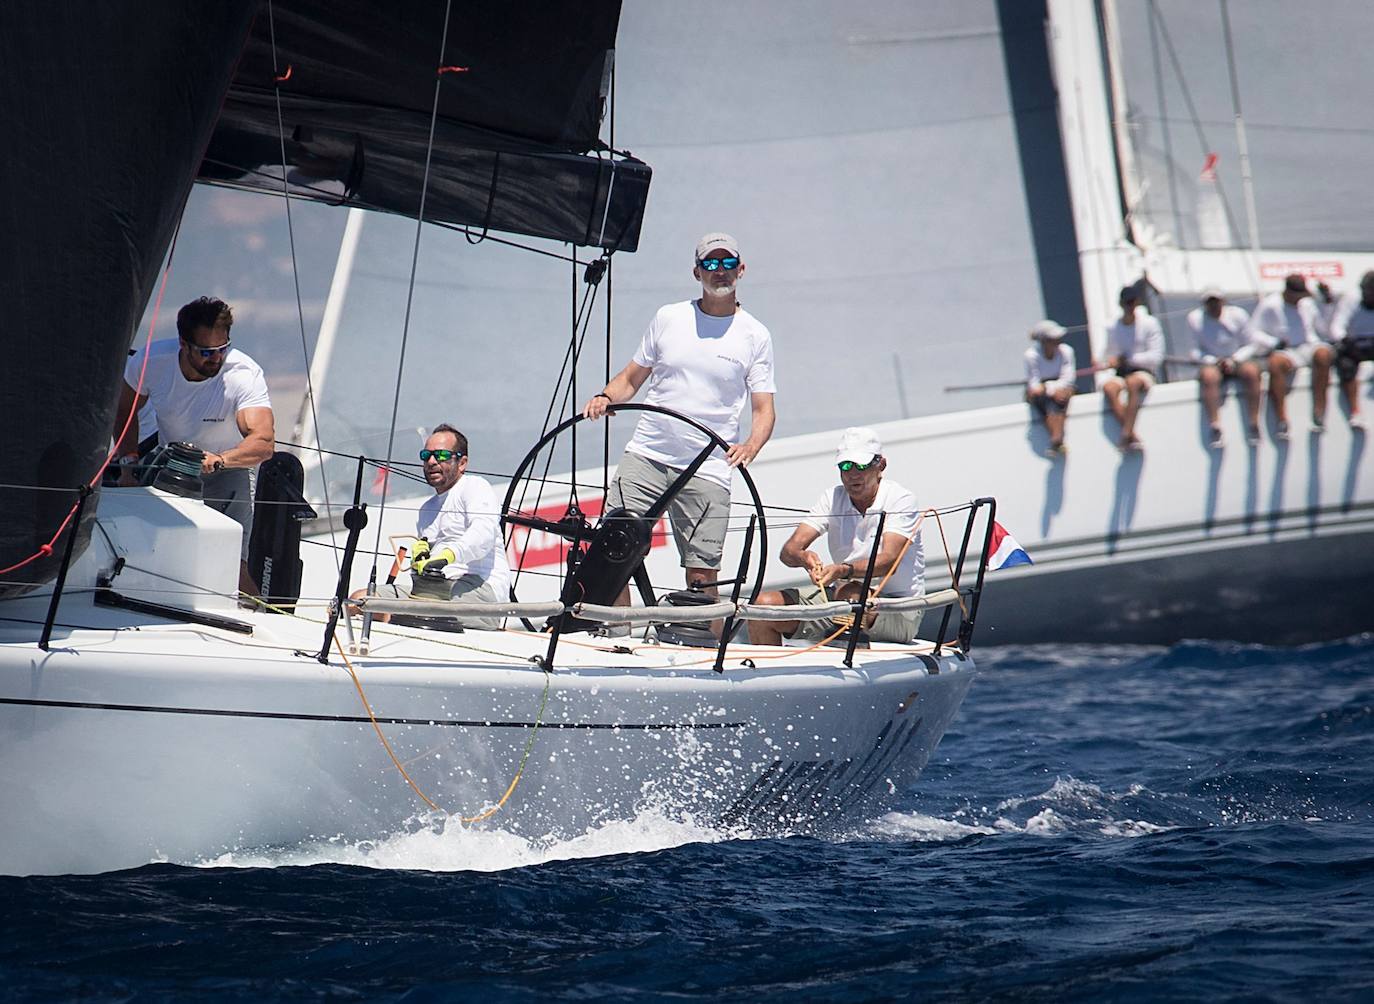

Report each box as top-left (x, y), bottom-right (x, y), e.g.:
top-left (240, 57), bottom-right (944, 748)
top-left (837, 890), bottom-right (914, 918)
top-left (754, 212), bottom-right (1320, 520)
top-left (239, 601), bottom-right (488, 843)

top-left (347, 495), bottom-right (998, 672)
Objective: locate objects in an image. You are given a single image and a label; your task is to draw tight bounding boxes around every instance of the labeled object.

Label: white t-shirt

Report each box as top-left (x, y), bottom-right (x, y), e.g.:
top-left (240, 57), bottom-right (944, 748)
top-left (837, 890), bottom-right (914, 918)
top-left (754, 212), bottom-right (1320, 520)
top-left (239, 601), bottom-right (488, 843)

top-left (626, 299), bottom-right (775, 489)
top-left (1247, 293), bottom-right (1320, 350)
top-left (124, 339), bottom-right (271, 454)
top-left (1024, 343), bottom-right (1077, 389)
top-left (415, 474), bottom-right (511, 597)
top-left (1104, 313), bottom-right (1165, 374)
top-left (801, 478), bottom-right (924, 598)
top-left (1186, 304), bottom-right (1253, 362)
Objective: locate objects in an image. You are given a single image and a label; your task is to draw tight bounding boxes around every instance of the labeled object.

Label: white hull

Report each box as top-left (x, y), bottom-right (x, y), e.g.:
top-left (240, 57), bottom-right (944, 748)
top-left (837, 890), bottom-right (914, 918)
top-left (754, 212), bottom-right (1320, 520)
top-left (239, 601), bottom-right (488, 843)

top-left (0, 493), bottom-right (975, 875)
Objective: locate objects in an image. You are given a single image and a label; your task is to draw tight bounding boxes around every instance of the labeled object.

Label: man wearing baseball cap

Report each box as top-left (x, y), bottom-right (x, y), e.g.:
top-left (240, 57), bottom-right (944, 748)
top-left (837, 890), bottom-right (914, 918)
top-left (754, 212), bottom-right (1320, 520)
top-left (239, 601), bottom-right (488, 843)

top-left (748, 427), bottom-right (924, 646)
top-left (1186, 288), bottom-right (1262, 447)
top-left (1024, 319), bottom-right (1076, 457)
top-left (583, 232), bottom-right (776, 602)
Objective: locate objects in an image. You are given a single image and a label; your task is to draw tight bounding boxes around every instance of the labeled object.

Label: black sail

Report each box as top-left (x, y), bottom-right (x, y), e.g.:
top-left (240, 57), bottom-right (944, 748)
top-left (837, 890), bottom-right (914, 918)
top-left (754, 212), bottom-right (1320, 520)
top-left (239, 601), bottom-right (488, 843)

top-left (0, 1), bottom-right (258, 594)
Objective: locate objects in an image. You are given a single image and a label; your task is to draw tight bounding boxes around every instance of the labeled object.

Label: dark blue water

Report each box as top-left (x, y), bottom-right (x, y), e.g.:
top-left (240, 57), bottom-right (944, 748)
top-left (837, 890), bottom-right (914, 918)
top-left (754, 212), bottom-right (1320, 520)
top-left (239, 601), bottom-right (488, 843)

top-left (3, 637), bottom-right (1372, 1001)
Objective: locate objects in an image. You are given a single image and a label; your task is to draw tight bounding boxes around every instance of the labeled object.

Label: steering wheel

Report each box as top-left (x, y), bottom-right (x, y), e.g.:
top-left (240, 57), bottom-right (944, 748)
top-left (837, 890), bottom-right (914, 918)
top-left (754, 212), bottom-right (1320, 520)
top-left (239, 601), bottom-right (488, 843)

top-left (500, 403), bottom-right (769, 621)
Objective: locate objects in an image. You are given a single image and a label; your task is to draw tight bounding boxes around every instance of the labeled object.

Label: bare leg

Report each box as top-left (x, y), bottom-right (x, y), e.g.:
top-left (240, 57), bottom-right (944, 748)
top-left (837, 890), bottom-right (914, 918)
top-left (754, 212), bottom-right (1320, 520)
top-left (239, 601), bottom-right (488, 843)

top-left (1101, 378), bottom-right (1126, 425)
top-left (238, 560), bottom-right (260, 599)
top-left (1199, 366), bottom-right (1222, 426)
top-left (1342, 377), bottom-right (1362, 418)
top-left (1045, 409), bottom-right (1065, 446)
top-left (1237, 362), bottom-right (1263, 430)
top-left (1269, 354), bottom-right (1293, 425)
top-left (1311, 346), bottom-right (1333, 424)
top-left (1120, 373), bottom-right (1149, 444)
top-left (747, 589), bottom-right (798, 645)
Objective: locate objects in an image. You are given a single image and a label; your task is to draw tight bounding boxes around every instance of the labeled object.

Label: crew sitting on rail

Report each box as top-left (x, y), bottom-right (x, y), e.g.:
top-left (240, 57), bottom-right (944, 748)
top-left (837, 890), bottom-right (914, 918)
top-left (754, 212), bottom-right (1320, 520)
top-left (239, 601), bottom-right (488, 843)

top-left (352, 424), bottom-right (510, 630)
top-left (1024, 320), bottom-right (1076, 458)
top-left (1327, 269), bottom-right (1374, 431)
top-left (1099, 284), bottom-right (1164, 453)
top-left (1247, 273), bottom-right (1333, 441)
top-left (112, 296), bottom-right (275, 597)
top-left (1186, 287), bottom-right (1263, 449)
top-left (748, 427), bottom-right (924, 646)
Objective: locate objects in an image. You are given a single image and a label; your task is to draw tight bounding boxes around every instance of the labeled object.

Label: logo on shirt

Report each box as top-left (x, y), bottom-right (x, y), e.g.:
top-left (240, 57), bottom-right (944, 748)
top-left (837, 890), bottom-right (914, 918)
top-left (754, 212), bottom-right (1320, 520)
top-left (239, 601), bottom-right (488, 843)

top-left (201, 417), bottom-right (225, 423)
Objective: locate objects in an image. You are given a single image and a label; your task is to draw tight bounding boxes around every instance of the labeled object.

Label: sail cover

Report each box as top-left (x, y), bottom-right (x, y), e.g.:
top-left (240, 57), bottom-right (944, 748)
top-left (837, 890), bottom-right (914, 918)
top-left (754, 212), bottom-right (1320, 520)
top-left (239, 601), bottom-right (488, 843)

top-left (200, 0), bottom-right (649, 252)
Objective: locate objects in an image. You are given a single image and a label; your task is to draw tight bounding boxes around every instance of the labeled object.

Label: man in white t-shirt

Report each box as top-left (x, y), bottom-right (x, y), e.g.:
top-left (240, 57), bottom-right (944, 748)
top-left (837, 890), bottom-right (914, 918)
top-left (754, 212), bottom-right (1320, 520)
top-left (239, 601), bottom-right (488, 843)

top-left (1099, 284), bottom-right (1165, 452)
top-left (1247, 273), bottom-right (1334, 439)
top-left (582, 232), bottom-right (776, 597)
top-left (748, 427), bottom-right (924, 646)
top-left (112, 297), bottom-right (274, 595)
top-left (1024, 319), bottom-right (1077, 458)
top-left (355, 424), bottom-right (510, 631)
top-left (1328, 270), bottom-right (1374, 429)
top-left (1187, 288), bottom-right (1262, 448)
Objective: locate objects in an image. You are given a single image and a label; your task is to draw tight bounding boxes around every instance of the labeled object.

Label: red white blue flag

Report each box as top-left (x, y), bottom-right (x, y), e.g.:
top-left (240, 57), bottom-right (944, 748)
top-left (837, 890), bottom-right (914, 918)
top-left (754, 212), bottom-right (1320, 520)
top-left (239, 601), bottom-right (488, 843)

top-left (988, 521), bottom-right (1032, 570)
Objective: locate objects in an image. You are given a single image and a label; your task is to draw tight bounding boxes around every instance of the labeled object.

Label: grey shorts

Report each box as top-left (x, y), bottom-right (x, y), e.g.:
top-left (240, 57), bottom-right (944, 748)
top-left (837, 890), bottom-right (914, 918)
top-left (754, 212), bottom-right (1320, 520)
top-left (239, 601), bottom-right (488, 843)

top-left (608, 451), bottom-right (731, 571)
top-left (780, 583), bottom-right (923, 644)
top-left (388, 573), bottom-right (501, 631)
top-left (201, 467), bottom-right (255, 562)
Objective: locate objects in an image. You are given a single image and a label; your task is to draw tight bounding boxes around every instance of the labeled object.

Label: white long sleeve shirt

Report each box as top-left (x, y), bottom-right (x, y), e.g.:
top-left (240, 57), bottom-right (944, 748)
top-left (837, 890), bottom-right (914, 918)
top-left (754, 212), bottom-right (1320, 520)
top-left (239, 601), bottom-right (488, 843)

top-left (415, 474), bottom-right (511, 597)
top-left (1024, 343), bottom-right (1077, 390)
top-left (1246, 293), bottom-right (1320, 350)
top-left (1105, 313), bottom-right (1165, 374)
top-left (1187, 304), bottom-right (1254, 363)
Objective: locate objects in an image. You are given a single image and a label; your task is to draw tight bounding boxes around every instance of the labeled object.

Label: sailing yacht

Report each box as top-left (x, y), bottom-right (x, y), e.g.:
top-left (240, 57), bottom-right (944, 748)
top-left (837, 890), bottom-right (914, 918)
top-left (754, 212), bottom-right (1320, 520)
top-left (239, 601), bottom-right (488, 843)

top-left (0, 1), bottom-right (986, 877)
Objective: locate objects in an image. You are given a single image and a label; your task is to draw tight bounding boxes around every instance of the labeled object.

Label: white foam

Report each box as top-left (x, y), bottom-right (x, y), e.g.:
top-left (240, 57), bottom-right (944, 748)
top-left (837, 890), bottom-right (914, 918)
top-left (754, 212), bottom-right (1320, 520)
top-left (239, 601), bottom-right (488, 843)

top-left (198, 809), bottom-right (737, 873)
top-left (866, 811), bottom-right (997, 841)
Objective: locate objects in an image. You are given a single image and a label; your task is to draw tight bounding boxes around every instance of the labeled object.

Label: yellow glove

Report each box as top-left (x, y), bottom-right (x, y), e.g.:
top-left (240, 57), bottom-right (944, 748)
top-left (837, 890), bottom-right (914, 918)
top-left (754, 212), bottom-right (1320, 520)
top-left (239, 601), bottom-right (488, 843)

top-left (412, 546), bottom-right (455, 576)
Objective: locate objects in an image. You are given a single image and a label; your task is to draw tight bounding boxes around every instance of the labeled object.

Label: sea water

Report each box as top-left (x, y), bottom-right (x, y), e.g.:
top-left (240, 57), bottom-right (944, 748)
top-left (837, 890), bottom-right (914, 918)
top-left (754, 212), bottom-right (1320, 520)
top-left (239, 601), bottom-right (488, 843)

top-left (2, 636), bottom-right (1371, 1001)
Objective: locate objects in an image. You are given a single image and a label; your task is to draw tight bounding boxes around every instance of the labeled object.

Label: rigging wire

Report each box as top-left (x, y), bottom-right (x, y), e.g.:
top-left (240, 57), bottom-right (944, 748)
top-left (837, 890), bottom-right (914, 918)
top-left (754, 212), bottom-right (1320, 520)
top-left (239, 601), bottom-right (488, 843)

top-left (369, 0), bottom-right (456, 571)
top-left (267, 0), bottom-right (339, 576)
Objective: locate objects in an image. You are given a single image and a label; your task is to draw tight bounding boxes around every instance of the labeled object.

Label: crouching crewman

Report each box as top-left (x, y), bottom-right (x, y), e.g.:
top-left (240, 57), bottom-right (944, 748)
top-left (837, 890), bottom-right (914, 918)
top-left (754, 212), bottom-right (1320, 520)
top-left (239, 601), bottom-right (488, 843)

top-left (748, 427), bottom-right (924, 646)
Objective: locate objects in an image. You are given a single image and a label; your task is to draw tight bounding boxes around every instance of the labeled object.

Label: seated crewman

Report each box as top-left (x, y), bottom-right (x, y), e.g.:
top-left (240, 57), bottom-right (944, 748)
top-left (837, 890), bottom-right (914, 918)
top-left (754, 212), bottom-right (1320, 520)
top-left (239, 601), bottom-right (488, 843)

top-left (1186, 288), bottom-right (1262, 448)
top-left (1099, 284), bottom-right (1164, 453)
top-left (355, 424), bottom-right (510, 630)
top-left (748, 427), bottom-right (924, 646)
top-left (1024, 319), bottom-right (1076, 457)
top-left (1247, 273), bottom-right (1333, 439)
top-left (1328, 270), bottom-right (1374, 430)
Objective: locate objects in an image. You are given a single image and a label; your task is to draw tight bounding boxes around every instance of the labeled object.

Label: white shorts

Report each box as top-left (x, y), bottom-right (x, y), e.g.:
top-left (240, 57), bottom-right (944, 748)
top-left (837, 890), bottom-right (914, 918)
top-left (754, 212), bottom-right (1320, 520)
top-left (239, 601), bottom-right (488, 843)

top-left (1272, 342), bottom-right (1322, 368)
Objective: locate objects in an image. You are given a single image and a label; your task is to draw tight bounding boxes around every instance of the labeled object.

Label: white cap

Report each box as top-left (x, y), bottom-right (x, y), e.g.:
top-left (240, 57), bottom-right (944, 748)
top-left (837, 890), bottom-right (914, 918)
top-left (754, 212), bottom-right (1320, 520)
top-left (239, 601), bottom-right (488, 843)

top-left (1200, 286), bottom-right (1224, 302)
top-left (835, 427), bottom-right (882, 465)
top-left (1029, 319), bottom-right (1066, 341)
top-left (695, 232), bottom-right (739, 261)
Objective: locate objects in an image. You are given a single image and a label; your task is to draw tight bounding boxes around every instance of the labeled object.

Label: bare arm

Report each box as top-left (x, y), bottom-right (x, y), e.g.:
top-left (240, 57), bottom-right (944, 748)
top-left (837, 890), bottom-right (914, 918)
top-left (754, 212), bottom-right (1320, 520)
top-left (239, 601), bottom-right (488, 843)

top-left (202, 406), bottom-right (275, 474)
top-left (843, 531), bottom-right (912, 583)
top-left (583, 361), bottom-right (653, 420)
top-left (780, 523), bottom-right (825, 584)
top-left (727, 391), bottom-right (775, 467)
top-left (112, 381), bottom-right (146, 459)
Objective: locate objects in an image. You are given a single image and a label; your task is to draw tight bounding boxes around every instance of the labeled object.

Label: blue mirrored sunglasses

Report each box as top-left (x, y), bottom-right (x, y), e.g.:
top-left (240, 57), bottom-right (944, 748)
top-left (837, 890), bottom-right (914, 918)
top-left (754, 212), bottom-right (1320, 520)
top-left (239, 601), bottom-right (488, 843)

top-left (697, 256), bottom-right (740, 271)
top-left (189, 340), bottom-right (231, 358)
top-left (419, 449), bottom-right (461, 462)
top-left (837, 457), bottom-right (878, 473)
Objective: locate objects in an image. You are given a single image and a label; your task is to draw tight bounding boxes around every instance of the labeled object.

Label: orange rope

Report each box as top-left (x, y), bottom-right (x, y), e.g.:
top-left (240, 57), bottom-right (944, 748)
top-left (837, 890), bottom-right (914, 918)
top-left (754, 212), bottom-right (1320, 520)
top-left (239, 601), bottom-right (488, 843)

top-left (332, 634), bottom-right (549, 823)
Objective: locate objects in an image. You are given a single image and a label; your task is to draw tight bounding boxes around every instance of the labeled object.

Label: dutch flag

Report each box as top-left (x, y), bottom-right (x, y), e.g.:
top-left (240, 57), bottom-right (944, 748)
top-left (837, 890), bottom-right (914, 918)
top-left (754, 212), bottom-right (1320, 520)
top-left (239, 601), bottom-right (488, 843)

top-left (988, 521), bottom-right (1032, 570)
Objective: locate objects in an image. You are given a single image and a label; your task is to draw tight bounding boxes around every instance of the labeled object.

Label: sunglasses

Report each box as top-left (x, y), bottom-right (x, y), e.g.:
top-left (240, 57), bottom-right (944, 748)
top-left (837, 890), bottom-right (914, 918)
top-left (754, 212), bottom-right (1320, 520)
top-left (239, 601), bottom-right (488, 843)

top-left (189, 340), bottom-right (231, 358)
top-left (419, 449), bottom-right (462, 462)
top-left (837, 457), bottom-right (878, 473)
top-left (697, 257), bottom-right (740, 271)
